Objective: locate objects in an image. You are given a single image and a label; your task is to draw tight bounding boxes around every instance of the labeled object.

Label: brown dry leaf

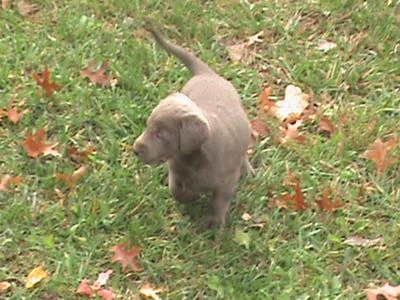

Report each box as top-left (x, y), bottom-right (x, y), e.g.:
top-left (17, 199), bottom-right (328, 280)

top-left (274, 85), bottom-right (310, 121)
top-left (259, 86), bottom-right (276, 114)
top-left (33, 68), bottom-right (62, 97)
top-left (315, 188), bottom-right (344, 212)
top-left (67, 145), bottom-right (95, 162)
top-left (1, 0), bottom-right (9, 9)
top-left (226, 31), bottom-right (263, 64)
top-left (97, 288), bottom-right (115, 300)
top-left (139, 283), bottom-right (164, 300)
top-left (7, 107), bottom-right (29, 124)
top-left (55, 165), bottom-right (88, 188)
top-left (54, 188), bottom-right (67, 206)
top-left (0, 281), bottom-right (11, 294)
top-left (365, 283), bottom-right (400, 300)
top-left (279, 120), bottom-right (306, 144)
top-left (17, 0), bottom-right (39, 16)
top-left (316, 40), bottom-right (337, 52)
top-left (319, 116), bottom-right (337, 137)
top-left (241, 212), bottom-right (252, 221)
top-left (80, 60), bottom-right (113, 86)
top-left (76, 280), bottom-right (94, 297)
top-left (270, 182), bottom-right (307, 211)
top-left (22, 129), bottom-right (60, 158)
top-left (0, 175), bottom-right (23, 192)
top-left (92, 270), bottom-right (113, 290)
top-left (344, 236), bottom-right (384, 247)
top-left (362, 137), bottom-right (398, 173)
top-left (25, 266), bottom-right (48, 289)
top-left (110, 242), bottom-right (143, 272)
top-left (250, 119), bottom-right (269, 140)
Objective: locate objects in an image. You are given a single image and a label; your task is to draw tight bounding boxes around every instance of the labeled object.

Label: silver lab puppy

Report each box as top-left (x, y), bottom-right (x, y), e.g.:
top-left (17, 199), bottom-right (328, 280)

top-left (133, 27), bottom-right (252, 228)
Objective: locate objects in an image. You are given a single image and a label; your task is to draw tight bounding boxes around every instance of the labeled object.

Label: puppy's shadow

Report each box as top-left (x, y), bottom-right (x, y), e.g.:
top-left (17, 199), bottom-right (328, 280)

top-left (174, 195), bottom-right (212, 231)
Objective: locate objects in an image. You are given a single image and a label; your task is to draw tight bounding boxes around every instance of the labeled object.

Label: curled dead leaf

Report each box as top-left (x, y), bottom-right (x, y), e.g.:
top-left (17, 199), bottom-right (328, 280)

top-left (362, 137), bottom-right (398, 173)
top-left (139, 283), bottom-right (164, 300)
top-left (56, 165), bottom-right (88, 188)
top-left (22, 129), bottom-right (60, 158)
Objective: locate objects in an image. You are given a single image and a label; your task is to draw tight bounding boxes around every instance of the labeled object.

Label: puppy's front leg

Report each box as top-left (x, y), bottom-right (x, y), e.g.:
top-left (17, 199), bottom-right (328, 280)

top-left (169, 173), bottom-right (198, 203)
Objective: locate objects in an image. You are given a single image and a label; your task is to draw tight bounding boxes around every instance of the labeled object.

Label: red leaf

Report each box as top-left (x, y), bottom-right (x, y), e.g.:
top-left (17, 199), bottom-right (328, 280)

top-left (271, 182), bottom-right (307, 211)
top-left (33, 68), bottom-right (62, 97)
top-left (362, 137), bottom-right (398, 173)
top-left (22, 129), bottom-right (60, 158)
top-left (315, 188), bottom-right (344, 212)
top-left (67, 145), bottom-right (95, 162)
top-left (76, 280), bottom-right (94, 297)
top-left (7, 107), bottom-right (29, 124)
top-left (97, 288), bottom-right (116, 300)
top-left (110, 242), bottom-right (143, 272)
top-left (80, 60), bottom-right (113, 86)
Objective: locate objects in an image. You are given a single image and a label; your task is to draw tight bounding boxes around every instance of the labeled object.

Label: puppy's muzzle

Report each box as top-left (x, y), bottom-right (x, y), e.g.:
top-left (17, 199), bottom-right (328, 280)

top-left (133, 139), bottom-right (147, 159)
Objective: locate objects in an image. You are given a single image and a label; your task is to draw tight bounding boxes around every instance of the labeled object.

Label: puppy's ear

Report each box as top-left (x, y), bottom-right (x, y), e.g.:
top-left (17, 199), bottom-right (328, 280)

top-left (179, 111), bottom-right (210, 154)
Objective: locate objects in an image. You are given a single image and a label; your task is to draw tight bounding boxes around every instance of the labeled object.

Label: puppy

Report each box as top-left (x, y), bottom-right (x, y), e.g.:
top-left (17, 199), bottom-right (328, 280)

top-left (133, 27), bottom-right (252, 228)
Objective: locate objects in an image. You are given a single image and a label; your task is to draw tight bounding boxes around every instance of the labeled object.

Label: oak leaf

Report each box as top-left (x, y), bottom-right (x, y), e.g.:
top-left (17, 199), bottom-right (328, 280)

top-left (270, 182), bottom-right (307, 211)
top-left (0, 281), bottom-right (11, 294)
top-left (250, 119), bottom-right (269, 140)
top-left (92, 269), bottom-right (112, 290)
top-left (80, 60), bottom-right (113, 86)
top-left (97, 288), bottom-right (115, 300)
top-left (67, 145), bottom-right (95, 162)
top-left (259, 86), bottom-right (276, 114)
top-left (279, 120), bottom-right (306, 144)
top-left (1, 0), bottom-right (10, 9)
top-left (318, 116), bottom-right (337, 137)
top-left (362, 137), bottom-right (398, 173)
top-left (33, 68), bottom-right (62, 97)
top-left (76, 280), bottom-right (94, 297)
top-left (55, 165), bottom-right (88, 188)
top-left (365, 283), bottom-right (400, 300)
top-left (316, 40), bottom-right (337, 52)
top-left (316, 188), bottom-right (344, 212)
top-left (274, 85), bottom-right (310, 121)
top-left (22, 129), bottom-right (60, 158)
top-left (7, 107), bottom-right (29, 124)
top-left (110, 242), bottom-right (143, 272)
top-left (17, 0), bottom-right (39, 16)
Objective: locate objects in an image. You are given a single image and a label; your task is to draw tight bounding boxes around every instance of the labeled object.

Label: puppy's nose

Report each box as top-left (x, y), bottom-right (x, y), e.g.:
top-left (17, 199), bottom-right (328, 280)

top-left (133, 141), bottom-right (145, 157)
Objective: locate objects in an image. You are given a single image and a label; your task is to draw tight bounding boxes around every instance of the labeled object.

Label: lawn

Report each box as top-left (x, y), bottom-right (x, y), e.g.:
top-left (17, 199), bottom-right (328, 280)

top-left (0, 0), bottom-right (399, 299)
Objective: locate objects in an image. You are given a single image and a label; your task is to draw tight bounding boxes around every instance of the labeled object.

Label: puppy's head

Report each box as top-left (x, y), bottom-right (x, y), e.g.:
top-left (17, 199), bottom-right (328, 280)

top-left (133, 93), bottom-right (210, 165)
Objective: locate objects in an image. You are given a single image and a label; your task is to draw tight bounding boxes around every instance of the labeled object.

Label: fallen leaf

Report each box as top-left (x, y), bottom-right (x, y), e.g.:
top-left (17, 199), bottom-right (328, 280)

top-left (76, 280), bottom-right (94, 297)
top-left (259, 86), bottom-right (275, 114)
top-left (227, 44), bottom-right (248, 63)
top-left (97, 288), bottom-right (116, 300)
top-left (246, 31), bottom-right (264, 46)
top-left (54, 188), bottom-right (67, 206)
top-left (241, 212), bottom-right (252, 221)
top-left (110, 242), bottom-right (143, 272)
top-left (279, 120), bottom-right (306, 144)
top-left (92, 270), bottom-right (113, 290)
top-left (344, 236), bottom-right (384, 247)
top-left (271, 182), bottom-right (307, 211)
top-left (1, 0), bottom-right (9, 9)
top-left (25, 266), bottom-right (48, 289)
top-left (33, 68), bottom-right (62, 97)
top-left (250, 119), bottom-right (269, 140)
top-left (67, 145), bottom-right (95, 162)
top-left (316, 40), bottom-right (337, 52)
top-left (55, 165), bottom-right (88, 188)
top-left (274, 85), bottom-right (310, 121)
top-left (0, 281), bottom-right (11, 294)
top-left (80, 60), bottom-right (113, 86)
top-left (319, 116), bottom-right (337, 137)
top-left (7, 107), bottom-right (29, 124)
top-left (0, 175), bottom-right (22, 192)
top-left (22, 129), bottom-right (60, 158)
top-left (315, 188), bottom-right (344, 212)
top-left (17, 0), bottom-right (39, 16)
top-left (365, 283), bottom-right (400, 300)
top-left (362, 137), bottom-right (398, 173)
top-left (139, 283), bottom-right (164, 300)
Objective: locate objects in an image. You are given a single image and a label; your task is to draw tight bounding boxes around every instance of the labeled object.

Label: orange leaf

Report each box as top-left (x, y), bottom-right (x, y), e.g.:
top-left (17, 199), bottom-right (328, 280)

top-left (279, 120), bottom-right (306, 144)
top-left (0, 281), bottom-right (11, 294)
top-left (80, 60), bottom-right (113, 86)
top-left (362, 137), bottom-right (398, 173)
top-left (315, 188), bottom-right (344, 212)
top-left (7, 107), bottom-right (29, 124)
top-left (271, 183), bottom-right (307, 211)
top-left (97, 288), bottom-right (116, 300)
top-left (319, 116), bottom-right (337, 137)
top-left (110, 242), bottom-right (143, 272)
top-left (33, 68), bottom-right (62, 97)
top-left (67, 145), bottom-right (95, 162)
top-left (259, 86), bottom-right (275, 113)
top-left (76, 280), bottom-right (94, 297)
top-left (56, 165), bottom-right (88, 188)
top-left (0, 175), bottom-right (23, 192)
top-left (22, 129), bottom-right (60, 158)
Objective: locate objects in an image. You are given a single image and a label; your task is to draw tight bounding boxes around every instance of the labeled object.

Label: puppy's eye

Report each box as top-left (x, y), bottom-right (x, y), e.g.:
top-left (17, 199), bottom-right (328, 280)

top-left (155, 130), bottom-right (163, 139)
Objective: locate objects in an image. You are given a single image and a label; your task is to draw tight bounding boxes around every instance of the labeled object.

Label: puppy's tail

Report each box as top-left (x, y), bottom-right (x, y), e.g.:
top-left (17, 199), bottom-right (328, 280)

top-left (147, 26), bottom-right (214, 76)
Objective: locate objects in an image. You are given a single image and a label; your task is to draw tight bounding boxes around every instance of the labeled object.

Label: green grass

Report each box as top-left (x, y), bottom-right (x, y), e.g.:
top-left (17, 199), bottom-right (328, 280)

top-left (0, 0), bottom-right (399, 299)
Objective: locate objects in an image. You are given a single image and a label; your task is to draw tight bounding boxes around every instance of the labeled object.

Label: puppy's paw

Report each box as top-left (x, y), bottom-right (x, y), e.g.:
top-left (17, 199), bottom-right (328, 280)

top-left (201, 214), bottom-right (216, 230)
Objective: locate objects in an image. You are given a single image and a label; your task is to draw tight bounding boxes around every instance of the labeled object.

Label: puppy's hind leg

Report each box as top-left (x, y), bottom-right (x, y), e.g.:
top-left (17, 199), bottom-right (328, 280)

top-left (202, 169), bottom-right (241, 229)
